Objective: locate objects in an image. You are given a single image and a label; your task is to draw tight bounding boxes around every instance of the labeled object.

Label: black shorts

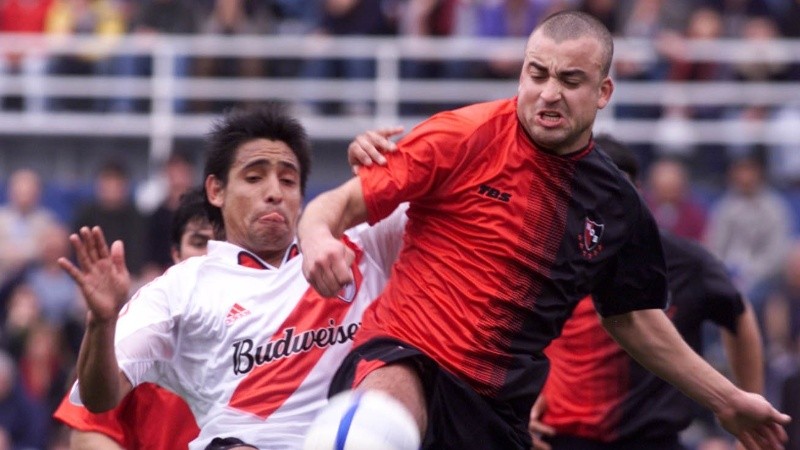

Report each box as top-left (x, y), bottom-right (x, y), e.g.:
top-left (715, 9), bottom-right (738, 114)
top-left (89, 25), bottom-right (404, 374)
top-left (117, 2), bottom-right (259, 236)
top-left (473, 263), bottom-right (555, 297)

top-left (329, 338), bottom-right (532, 450)
top-left (546, 434), bottom-right (687, 450)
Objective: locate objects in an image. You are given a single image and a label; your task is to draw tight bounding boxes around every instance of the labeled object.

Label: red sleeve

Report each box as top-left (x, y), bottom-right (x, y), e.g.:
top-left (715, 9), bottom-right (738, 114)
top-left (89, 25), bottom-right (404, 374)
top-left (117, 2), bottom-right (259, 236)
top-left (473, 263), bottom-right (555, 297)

top-left (53, 383), bottom-right (199, 449)
top-left (360, 110), bottom-right (474, 224)
top-left (52, 392), bottom-right (127, 447)
top-left (122, 384), bottom-right (200, 449)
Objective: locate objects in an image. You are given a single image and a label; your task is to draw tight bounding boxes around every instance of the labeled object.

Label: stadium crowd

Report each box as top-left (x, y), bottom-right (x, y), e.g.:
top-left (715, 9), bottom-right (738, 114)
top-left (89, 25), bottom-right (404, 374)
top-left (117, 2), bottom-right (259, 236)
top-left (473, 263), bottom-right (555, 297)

top-left (0, 0), bottom-right (798, 449)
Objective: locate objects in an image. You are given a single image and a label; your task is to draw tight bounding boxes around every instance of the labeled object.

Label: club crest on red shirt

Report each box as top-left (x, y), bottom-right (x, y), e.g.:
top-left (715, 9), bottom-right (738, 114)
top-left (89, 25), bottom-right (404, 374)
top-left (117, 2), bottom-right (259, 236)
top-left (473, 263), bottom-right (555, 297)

top-left (579, 217), bottom-right (604, 259)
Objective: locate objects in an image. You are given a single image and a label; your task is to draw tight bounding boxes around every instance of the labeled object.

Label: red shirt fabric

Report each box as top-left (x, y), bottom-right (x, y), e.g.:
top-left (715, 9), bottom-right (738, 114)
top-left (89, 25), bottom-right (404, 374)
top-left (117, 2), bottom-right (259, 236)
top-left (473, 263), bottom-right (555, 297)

top-left (355, 98), bottom-right (667, 418)
top-left (53, 382), bottom-right (200, 449)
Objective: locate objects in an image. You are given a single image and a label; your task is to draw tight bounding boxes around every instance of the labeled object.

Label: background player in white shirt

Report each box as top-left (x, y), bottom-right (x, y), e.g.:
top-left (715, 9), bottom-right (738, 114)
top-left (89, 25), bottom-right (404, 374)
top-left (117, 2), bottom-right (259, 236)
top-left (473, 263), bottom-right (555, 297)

top-left (58, 103), bottom-right (407, 450)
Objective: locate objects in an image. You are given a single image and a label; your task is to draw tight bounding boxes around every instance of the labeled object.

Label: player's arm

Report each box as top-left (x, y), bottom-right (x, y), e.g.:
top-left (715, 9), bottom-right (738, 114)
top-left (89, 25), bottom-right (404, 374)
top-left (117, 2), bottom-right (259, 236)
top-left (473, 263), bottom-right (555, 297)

top-left (602, 308), bottom-right (790, 450)
top-left (70, 431), bottom-right (124, 450)
top-left (721, 301), bottom-right (764, 395)
top-left (298, 178), bottom-right (369, 297)
top-left (301, 124), bottom-right (403, 297)
top-left (58, 226), bottom-right (133, 412)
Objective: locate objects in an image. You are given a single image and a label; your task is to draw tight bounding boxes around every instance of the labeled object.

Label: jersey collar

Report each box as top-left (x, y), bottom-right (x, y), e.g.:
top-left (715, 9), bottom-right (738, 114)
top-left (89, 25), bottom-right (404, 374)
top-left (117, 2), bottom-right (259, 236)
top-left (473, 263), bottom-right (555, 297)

top-left (208, 240), bottom-right (300, 270)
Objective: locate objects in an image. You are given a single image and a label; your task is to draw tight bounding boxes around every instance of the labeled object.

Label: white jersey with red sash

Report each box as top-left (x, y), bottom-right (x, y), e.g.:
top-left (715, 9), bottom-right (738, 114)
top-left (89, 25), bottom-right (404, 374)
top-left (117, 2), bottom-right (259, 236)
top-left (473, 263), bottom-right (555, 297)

top-left (74, 206), bottom-right (406, 450)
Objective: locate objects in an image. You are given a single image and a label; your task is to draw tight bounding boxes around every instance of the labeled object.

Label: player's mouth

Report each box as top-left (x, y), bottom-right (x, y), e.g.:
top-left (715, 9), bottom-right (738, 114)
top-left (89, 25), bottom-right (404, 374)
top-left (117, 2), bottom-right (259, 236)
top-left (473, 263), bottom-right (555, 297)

top-left (258, 211), bottom-right (285, 223)
top-left (537, 111), bottom-right (564, 127)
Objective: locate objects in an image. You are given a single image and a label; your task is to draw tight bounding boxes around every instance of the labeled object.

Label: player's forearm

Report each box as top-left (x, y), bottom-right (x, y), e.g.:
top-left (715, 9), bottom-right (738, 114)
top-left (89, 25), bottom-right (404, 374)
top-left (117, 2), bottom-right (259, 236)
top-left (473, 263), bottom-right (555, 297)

top-left (76, 314), bottom-right (125, 412)
top-left (602, 309), bottom-right (740, 417)
top-left (299, 178), bottom-right (368, 241)
top-left (722, 303), bottom-right (764, 394)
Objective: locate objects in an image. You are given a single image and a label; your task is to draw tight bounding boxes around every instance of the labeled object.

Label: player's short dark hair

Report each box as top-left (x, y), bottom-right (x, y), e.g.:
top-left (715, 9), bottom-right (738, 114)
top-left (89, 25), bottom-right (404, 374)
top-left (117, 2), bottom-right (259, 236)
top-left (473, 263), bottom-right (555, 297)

top-left (594, 133), bottom-right (639, 183)
top-left (204, 437), bottom-right (258, 450)
top-left (537, 10), bottom-right (614, 77)
top-left (202, 102), bottom-right (312, 231)
top-left (170, 187), bottom-right (211, 249)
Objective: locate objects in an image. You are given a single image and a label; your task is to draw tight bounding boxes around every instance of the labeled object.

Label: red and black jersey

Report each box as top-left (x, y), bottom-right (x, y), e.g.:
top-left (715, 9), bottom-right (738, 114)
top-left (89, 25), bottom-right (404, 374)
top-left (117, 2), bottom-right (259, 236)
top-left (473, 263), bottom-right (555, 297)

top-left (543, 231), bottom-right (745, 442)
top-left (356, 98), bottom-right (667, 421)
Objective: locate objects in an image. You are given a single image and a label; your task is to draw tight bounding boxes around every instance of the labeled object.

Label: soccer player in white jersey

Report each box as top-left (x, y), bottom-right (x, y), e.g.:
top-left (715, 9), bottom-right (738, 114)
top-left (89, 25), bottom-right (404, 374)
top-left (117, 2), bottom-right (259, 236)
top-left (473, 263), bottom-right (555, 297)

top-left (58, 103), bottom-right (407, 450)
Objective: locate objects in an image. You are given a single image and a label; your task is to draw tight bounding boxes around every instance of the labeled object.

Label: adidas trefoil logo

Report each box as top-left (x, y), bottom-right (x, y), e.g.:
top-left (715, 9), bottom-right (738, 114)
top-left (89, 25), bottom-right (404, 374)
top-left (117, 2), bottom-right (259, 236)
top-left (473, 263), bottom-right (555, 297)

top-left (225, 303), bottom-right (251, 326)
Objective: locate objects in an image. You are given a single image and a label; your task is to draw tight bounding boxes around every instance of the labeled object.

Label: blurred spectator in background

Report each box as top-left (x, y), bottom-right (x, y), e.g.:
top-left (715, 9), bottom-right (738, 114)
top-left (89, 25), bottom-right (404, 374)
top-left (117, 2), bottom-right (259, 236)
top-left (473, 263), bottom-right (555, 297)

top-left (114, 0), bottom-right (199, 113)
top-left (656, 7), bottom-right (729, 172)
top-left (300, 0), bottom-right (397, 116)
top-left (0, 0), bottom-right (52, 113)
top-left (645, 157), bottom-right (707, 242)
top-left (193, 0), bottom-right (272, 113)
top-left (0, 223), bottom-right (80, 447)
top-left (705, 0), bottom-right (773, 37)
top-left (71, 160), bottom-right (146, 278)
top-left (0, 221), bottom-right (82, 360)
top-left (724, 106), bottom-right (800, 190)
top-left (396, 0), bottom-right (465, 114)
top-left (0, 349), bottom-right (47, 450)
top-left (731, 15), bottom-right (791, 83)
top-left (760, 241), bottom-right (800, 401)
top-left (1, 284), bottom-right (40, 357)
top-left (576, 0), bottom-right (619, 34)
top-left (24, 223), bottom-right (81, 330)
top-left (0, 169), bottom-right (57, 281)
top-left (706, 151), bottom-right (793, 295)
top-left (473, 0), bottom-right (567, 79)
top-left (722, 15), bottom-right (799, 188)
top-left (18, 323), bottom-right (68, 439)
top-left (612, 0), bottom-right (692, 167)
top-left (142, 151), bottom-right (197, 279)
top-left (43, 0), bottom-right (126, 112)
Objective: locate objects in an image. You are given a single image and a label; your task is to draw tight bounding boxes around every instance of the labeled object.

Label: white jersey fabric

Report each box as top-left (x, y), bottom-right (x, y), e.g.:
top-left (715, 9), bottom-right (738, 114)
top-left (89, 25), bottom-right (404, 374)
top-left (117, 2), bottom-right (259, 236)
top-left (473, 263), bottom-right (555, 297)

top-left (101, 206), bottom-right (405, 450)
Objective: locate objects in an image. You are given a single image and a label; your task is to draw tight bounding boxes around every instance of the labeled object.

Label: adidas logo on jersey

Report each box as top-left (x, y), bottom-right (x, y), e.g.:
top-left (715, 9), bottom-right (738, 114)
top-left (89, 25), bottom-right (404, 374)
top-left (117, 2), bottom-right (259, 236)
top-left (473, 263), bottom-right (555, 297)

top-left (225, 303), bottom-right (251, 326)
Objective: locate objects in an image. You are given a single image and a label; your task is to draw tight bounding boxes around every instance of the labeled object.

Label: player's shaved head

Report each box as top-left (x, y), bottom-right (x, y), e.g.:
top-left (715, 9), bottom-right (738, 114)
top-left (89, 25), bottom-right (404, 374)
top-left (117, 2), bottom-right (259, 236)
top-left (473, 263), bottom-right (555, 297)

top-left (534, 11), bottom-right (614, 77)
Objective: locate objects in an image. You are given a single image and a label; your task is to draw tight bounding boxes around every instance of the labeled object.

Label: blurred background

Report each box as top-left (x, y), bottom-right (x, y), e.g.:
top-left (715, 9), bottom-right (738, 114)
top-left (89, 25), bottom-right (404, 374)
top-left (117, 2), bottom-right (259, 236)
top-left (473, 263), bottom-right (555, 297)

top-left (0, 0), bottom-right (799, 449)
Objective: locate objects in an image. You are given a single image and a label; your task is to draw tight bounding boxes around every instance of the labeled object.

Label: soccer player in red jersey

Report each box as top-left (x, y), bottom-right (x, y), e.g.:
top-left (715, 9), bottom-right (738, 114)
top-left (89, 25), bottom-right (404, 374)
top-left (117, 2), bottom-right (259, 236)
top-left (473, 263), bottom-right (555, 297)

top-left (528, 135), bottom-right (765, 450)
top-left (298, 10), bottom-right (790, 450)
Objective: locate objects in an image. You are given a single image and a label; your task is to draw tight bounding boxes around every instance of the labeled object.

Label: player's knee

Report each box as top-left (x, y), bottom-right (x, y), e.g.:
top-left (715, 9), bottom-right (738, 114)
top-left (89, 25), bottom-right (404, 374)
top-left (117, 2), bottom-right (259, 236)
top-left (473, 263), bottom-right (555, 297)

top-left (359, 363), bottom-right (427, 435)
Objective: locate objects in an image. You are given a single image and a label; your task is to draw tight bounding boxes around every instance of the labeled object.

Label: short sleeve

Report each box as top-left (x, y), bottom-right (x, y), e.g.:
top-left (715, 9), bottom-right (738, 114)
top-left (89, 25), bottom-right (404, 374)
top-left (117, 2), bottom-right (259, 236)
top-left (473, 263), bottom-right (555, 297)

top-left (114, 273), bottom-right (183, 387)
top-left (53, 389), bottom-right (128, 447)
top-left (593, 198), bottom-right (668, 317)
top-left (359, 112), bottom-right (473, 224)
top-left (700, 249), bottom-right (745, 333)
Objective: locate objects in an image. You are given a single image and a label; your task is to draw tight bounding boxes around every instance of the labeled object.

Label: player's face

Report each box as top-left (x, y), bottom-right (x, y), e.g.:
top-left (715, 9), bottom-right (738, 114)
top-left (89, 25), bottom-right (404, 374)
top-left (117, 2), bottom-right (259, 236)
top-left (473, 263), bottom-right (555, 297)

top-left (517, 31), bottom-right (613, 155)
top-left (171, 218), bottom-right (214, 264)
top-left (206, 138), bottom-right (303, 266)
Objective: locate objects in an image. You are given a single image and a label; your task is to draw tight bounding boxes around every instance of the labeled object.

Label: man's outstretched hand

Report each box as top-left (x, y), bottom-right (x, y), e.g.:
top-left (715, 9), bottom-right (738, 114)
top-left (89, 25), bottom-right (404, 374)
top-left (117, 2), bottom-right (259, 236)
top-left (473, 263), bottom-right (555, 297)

top-left (58, 226), bottom-right (130, 323)
top-left (717, 391), bottom-right (791, 450)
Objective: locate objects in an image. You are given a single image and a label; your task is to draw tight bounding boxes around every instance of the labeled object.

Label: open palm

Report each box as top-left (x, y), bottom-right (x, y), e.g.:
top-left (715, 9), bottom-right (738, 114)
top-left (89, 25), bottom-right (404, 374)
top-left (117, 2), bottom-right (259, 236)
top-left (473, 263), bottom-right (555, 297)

top-left (59, 226), bottom-right (131, 322)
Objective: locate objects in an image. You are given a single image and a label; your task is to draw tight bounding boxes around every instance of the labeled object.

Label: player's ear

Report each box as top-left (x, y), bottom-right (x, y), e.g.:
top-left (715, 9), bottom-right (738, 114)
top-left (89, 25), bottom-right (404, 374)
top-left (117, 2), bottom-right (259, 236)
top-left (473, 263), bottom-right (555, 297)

top-left (170, 246), bottom-right (181, 265)
top-left (597, 77), bottom-right (614, 110)
top-left (205, 174), bottom-right (224, 208)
